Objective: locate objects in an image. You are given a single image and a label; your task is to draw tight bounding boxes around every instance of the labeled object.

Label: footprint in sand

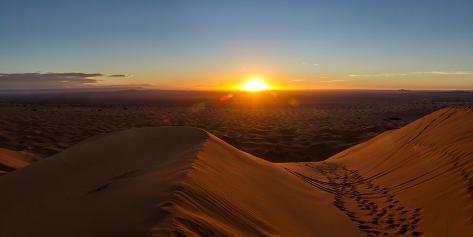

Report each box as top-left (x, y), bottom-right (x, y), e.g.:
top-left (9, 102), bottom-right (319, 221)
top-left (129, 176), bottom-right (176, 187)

top-left (286, 163), bottom-right (424, 236)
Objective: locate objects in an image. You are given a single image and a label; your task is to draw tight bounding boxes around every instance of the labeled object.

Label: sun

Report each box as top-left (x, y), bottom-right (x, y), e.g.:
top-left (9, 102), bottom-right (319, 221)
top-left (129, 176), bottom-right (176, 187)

top-left (238, 77), bottom-right (272, 92)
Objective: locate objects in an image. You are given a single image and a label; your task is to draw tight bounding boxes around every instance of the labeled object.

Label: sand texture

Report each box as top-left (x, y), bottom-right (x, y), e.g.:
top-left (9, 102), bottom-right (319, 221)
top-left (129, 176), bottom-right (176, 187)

top-left (3, 89), bottom-right (472, 163)
top-left (0, 106), bottom-right (472, 236)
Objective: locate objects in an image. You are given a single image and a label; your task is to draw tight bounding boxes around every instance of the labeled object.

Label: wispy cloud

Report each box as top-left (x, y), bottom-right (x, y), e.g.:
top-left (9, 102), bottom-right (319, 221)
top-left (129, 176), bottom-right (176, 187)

top-left (412, 71), bottom-right (473, 75)
top-left (0, 72), bottom-right (128, 89)
top-left (300, 62), bottom-right (320, 67)
top-left (288, 79), bottom-right (305, 82)
top-left (108, 74), bottom-right (133, 78)
top-left (319, 79), bottom-right (350, 83)
top-left (349, 71), bottom-right (473, 78)
top-left (349, 73), bottom-right (409, 78)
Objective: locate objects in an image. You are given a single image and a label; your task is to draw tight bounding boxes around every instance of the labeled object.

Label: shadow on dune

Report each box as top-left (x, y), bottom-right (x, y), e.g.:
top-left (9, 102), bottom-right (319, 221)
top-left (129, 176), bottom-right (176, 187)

top-left (1, 106), bottom-right (473, 236)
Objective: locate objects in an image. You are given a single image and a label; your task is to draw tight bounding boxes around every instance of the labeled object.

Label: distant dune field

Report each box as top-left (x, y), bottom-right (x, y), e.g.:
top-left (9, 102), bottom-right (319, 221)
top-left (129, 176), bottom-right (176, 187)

top-left (0, 106), bottom-right (472, 236)
top-left (1, 90), bottom-right (472, 164)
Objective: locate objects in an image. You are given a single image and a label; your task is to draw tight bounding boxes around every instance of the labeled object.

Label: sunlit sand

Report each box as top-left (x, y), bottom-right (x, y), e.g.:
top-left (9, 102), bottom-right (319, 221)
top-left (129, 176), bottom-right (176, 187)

top-left (1, 106), bottom-right (472, 236)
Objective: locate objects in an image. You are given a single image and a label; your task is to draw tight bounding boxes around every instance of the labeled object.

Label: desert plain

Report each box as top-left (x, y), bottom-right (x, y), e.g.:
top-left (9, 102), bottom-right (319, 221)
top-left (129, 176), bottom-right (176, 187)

top-left (1, 90), bottom-right (472, 164)
top-left (0, 90), bottom-right (473, 236)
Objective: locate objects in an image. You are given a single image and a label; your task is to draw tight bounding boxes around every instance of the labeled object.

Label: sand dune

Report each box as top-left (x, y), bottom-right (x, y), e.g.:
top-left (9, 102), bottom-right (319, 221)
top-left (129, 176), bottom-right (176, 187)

top-left (285, 106), bottom-right (473, 236)
top-left (1, 106), bottom-right (472, 236)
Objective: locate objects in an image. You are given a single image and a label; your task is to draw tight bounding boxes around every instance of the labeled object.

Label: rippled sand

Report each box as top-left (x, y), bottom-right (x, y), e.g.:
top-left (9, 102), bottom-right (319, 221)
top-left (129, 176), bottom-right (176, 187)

top-left (1, 106), bottom-right (472, 236)
top-left (1, 90), bottom-right (471, 162)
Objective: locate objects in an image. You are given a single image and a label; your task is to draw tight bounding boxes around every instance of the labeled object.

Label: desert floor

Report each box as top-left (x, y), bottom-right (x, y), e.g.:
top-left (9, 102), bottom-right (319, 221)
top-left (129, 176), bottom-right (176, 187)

top-left (0, 90), bottom-right (472, 162)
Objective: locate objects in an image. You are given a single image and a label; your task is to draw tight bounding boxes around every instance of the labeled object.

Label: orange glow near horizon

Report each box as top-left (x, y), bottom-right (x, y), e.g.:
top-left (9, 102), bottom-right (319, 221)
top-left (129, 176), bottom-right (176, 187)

top-left (238, 77), bottom-right (273, 92)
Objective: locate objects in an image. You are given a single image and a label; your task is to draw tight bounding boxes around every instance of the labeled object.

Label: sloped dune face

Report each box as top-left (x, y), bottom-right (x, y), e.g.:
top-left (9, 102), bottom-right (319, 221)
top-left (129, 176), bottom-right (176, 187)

top-left (151, 134), bottom-right (361, 237)
top-left (284, 106), bottom-right (473, 236)
top-left (0, 126), bottom-right (360, 237)
top-left (1, 107), bottom-right (473, 237)
top-left (337, 106), bottom-right (473, 236)
top-left (0, 127), bottom-right (210, 237)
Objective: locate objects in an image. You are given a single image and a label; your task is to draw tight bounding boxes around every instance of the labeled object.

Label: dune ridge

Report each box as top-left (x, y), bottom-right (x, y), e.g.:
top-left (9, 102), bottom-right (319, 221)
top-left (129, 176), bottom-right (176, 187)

top-left (1, 106), bottom-right (473, 236)
top-left (284, 106), bottom-right (473, 236)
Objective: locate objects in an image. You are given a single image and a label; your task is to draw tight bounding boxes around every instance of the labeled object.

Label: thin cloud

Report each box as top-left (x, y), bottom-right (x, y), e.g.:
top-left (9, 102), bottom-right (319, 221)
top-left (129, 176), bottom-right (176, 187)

top-left (349, 71), bottom-right (473, 78)
top-left (108, 74), bottom-right (133, 78)
top-left (319, 79), bottom-right (349, 83)
top-left (288, 79), bottom-right (305, 82)
top-left (348, 73), bottom-right (409, 78)
top-left (0, 72), bottom-right (121, 89)
top-left (300, 62), bottom-right (320, 67)
top-left (412, 71), bottom-right (473, 75)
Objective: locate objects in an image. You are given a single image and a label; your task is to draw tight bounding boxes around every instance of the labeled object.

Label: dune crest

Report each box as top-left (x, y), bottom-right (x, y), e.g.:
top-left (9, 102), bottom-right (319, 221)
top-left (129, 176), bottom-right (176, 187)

top-left (0, 126), bottom-right (358, 236)
top-left (1, 106), bottom-right (473, 236)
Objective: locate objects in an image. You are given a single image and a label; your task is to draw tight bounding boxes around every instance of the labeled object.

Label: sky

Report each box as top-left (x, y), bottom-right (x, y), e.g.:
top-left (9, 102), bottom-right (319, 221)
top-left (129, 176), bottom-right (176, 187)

top-left (1, 0), bottom-right (473, 90)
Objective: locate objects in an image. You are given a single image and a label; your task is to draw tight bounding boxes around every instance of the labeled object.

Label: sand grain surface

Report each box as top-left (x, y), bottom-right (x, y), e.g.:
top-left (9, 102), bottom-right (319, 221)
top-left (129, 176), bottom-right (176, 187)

top-left (1, 106), bottom-right (472, 236)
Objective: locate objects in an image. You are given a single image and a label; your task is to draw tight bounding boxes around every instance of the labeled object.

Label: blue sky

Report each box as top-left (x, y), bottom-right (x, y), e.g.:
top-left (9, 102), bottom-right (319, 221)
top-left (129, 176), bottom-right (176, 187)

top-left (1, 0), bottom-right (473, 89)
